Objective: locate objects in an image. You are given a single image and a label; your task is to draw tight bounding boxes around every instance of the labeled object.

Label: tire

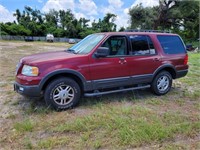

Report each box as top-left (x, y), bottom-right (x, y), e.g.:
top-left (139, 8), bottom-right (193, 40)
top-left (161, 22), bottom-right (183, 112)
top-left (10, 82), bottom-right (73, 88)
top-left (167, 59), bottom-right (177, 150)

top-left (151, 71), bottom-right (172, 95)
top-left (44, 77), bottom-right (81, 110)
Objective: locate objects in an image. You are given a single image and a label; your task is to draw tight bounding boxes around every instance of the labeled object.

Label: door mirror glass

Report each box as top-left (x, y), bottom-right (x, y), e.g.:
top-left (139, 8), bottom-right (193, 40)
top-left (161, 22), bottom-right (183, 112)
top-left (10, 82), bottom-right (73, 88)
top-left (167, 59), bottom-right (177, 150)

top-left (95, 47), bottom-right (110, 58)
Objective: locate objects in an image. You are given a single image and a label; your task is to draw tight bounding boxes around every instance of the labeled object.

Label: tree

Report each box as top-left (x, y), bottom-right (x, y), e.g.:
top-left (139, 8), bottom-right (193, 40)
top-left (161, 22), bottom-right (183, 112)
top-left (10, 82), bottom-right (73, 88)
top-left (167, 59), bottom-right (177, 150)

top-left (91, 19), bottom-right (101, 32)
top-left (119, 27), bottom-right (126, 32)
top-left (13, 9), bottom-right (21, 23)
top-left (177, 0), bottom-right (199, 41)
top-left (53, 28), bottom-right (65, 37)
top-left (79, 29), bottom-right (96, 38)
top-left (13, 6), bottom-right (46, 36)
top-left (101, 13), bottom-right (117, 32)
top-left (45, 9), bottom-right (58, 28)
top-left (82, 18), bottom-right (90, 28)
top-left (128, 0), bottom-right (199, 41)
top-left (153, 0), bottom-right (178, 30)
top-left (129, 4), bottom-right (158, 30)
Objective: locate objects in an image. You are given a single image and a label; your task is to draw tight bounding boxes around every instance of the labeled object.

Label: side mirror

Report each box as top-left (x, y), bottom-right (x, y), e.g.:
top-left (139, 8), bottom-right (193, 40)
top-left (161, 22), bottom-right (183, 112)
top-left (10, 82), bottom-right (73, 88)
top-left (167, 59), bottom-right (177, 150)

top-left (186, 44), bottom-right (194, 51)
top-left (95, 47), bottom-right (110, 58)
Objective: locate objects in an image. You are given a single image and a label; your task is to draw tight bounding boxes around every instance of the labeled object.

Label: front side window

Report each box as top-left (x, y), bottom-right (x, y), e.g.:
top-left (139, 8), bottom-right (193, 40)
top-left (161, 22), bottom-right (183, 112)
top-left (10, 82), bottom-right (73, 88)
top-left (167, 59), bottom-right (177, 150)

top-left (157, 35), bottom-right (186, 54)
top-left (130, 35), bottom-right (156, 55)
top-left (101, 36), bottom-right (127, 56)
top-left (68, 34), bottom-right (105, 54)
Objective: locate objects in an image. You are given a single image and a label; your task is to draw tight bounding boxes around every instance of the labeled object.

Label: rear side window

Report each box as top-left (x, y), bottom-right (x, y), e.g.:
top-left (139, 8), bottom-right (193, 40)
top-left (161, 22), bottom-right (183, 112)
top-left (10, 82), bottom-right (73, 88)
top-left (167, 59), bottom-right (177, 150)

top-left (130, 35), bottom-right (156, 55)
top-left (157, 35), bottom-right (186, 54)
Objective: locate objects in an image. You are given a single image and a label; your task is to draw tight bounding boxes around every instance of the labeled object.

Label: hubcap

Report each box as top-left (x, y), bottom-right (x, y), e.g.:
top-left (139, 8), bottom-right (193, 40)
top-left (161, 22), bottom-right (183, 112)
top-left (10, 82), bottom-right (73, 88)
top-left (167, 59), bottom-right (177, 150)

top-left (157, 75), bottom-right (169, 92)
top-left (53, 85), bottom-right (74, 105)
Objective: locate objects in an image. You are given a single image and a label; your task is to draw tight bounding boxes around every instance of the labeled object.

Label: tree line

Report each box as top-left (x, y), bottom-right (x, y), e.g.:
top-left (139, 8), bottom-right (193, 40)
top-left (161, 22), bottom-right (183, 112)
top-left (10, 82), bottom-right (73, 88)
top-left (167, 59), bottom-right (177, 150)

top-left (0, 6), bottom-right (117, 39)
top-left (0, 0), bottom-right (199, 41)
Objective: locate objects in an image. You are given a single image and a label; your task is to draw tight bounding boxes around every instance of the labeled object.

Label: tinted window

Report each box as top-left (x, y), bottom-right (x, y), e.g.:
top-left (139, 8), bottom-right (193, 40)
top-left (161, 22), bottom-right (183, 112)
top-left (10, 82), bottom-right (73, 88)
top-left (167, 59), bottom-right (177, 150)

top-left (102, 36), bottom-right (127, 56)
top-left (130, 35), bottom-right (156, 55)
top-left (157, 35), bottom-right (186, 54)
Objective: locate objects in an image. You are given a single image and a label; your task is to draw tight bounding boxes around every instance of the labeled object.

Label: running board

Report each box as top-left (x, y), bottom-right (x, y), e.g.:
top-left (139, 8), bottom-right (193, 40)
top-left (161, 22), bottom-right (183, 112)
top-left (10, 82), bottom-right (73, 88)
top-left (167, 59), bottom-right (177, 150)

top-left (84, 85), bottom-right (150, 97)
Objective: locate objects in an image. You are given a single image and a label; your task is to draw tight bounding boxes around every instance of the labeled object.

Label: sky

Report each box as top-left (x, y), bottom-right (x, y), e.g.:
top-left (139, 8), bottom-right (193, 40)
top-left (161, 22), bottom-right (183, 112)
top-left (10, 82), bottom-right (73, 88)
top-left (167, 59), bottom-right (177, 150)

top-left (0, 0), bottom-right (159, 28)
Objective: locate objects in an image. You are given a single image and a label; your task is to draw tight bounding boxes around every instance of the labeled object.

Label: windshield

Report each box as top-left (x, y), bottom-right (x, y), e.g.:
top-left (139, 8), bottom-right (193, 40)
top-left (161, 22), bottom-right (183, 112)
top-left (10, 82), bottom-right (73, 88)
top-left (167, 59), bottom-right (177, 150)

top-left (67, 34), bottom-right (105, 54)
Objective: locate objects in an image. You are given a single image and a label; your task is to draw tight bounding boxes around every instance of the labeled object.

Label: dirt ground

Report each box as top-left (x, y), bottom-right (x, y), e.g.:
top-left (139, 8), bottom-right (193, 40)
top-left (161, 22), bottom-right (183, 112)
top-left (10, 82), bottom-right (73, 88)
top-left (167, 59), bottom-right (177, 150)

top-left (0, 40), bottom-right (199, 149)
top-left (0, 41), bottom-right (68, 128)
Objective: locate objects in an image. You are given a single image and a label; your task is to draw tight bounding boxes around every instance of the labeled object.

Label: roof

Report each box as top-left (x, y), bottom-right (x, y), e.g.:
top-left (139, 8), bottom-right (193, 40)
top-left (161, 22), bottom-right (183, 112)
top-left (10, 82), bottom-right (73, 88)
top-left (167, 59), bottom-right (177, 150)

top-left (96, 32), bottom-right (177, 36)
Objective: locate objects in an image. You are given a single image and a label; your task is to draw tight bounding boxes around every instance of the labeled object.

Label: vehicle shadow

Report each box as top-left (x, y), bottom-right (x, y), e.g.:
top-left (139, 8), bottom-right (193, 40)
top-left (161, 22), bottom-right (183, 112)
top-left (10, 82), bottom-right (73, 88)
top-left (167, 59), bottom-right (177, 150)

top-left (15, 95), bottom-right (51, 114)
top-left (15, 88), bottom-right (154, 113)
top-left (16, 87), bottom-right (178, 113)
top-left (79, 88), bottom-right (155, 107)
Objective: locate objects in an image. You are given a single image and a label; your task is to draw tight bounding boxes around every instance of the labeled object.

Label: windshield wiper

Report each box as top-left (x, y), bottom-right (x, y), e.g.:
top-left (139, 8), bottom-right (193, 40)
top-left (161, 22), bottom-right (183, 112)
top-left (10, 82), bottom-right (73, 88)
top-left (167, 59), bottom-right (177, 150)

top-left (66, 49), bottom-right (76, 54)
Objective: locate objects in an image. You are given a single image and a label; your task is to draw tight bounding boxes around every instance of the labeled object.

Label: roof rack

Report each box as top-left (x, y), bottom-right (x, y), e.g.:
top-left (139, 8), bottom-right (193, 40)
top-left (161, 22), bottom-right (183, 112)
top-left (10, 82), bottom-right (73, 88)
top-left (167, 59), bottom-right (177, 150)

top-left (124, 29), bottom-right (171, 33)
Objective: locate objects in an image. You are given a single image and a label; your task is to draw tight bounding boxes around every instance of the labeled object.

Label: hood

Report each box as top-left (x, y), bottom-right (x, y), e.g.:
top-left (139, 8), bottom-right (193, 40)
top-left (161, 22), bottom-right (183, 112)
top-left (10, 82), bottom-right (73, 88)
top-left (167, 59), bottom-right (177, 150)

top-left (21, 51), bottom-right (79, 65)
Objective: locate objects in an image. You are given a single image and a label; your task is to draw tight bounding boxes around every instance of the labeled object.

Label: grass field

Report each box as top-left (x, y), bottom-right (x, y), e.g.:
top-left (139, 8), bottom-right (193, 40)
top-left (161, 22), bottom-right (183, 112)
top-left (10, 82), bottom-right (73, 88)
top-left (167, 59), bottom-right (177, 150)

top-left (0, 40), bottom-right (199, 149)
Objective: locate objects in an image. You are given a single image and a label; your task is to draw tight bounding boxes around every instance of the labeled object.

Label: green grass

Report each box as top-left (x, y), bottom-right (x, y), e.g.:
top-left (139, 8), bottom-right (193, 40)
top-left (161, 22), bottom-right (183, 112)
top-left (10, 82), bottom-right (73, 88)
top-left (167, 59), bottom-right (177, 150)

top-left (23, 100), bottom-right (53, 115)
top-left (145, 99), bottom-right (165, 105)
top-left (36, 137), bottom-right (69, 149)
top-left (52, 105), bottom-right (200, 148)
top-left (23, 138), bottom-right (33, 149)
top-left (179, 53), bottom-right (200, 91)
top-left (13, 119), bottom-right (35, 133)
top-left (18, 45), bottom-right (33, 50)
top-left (193, 102), bottom-right (200, 110)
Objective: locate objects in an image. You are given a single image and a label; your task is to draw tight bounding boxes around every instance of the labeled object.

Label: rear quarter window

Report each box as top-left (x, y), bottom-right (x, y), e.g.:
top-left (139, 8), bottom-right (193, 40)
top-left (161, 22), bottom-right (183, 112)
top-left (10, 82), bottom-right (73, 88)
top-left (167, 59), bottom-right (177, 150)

top-left (157, 35), bottom-right (186, 54)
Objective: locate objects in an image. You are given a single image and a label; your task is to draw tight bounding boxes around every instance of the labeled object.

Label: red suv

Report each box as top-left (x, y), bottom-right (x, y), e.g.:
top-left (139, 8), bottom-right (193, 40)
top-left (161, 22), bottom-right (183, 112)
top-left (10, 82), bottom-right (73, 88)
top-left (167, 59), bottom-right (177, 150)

top-left (14, 31), bottom-right (188, 110)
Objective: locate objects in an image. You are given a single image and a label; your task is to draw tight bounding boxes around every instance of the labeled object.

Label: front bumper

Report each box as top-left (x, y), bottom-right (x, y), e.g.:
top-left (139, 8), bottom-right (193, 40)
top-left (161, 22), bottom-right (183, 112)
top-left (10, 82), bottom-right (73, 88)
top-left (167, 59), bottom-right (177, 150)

top-left (14, 82), bottom-right (42, 97)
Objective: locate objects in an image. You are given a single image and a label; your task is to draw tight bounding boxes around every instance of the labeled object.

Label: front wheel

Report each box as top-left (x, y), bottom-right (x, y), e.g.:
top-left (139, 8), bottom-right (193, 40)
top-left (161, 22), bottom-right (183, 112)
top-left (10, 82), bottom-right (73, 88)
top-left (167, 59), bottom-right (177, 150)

top-left (151, 71), bottom-right (172, 95)
top-left (44, 77), bottom-right (81, 110)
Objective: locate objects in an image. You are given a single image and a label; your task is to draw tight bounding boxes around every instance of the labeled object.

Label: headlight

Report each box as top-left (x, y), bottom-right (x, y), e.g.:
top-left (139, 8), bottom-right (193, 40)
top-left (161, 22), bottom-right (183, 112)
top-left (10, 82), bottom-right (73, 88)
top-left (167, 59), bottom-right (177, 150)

top-left (22, 65), bottom-right (39, 76)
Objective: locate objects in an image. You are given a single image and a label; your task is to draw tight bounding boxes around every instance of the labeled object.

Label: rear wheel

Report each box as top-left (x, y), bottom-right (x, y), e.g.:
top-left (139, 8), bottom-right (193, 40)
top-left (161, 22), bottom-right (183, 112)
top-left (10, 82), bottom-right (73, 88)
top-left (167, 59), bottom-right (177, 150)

top-left (44, 77), bottom-right (81, 110)
top-left (151, 71), bottom-right (172, 95)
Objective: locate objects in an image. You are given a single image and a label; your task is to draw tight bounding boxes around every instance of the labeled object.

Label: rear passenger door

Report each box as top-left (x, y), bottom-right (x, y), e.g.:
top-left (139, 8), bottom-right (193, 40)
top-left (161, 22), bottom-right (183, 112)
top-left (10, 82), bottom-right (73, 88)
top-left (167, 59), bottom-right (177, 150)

top-left (128, 35), bottom-right (162, 83)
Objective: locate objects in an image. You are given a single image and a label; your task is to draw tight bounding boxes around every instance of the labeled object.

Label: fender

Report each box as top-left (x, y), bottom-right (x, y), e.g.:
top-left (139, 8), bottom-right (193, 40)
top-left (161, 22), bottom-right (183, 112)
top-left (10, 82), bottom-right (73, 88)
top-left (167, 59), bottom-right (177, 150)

top-left (153, 64), bottom-right (177, 79)
top-left (38, 69), bottom-right (92, 91)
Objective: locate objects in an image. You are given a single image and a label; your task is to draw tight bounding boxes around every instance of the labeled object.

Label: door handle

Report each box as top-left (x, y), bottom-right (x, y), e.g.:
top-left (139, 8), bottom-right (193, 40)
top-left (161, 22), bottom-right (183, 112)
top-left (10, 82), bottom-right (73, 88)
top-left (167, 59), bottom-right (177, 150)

top-left (119, 58), bottom-right (127, 64)
top-left (120, 57), bottom-right (125, 60)
top-left (153, 58), bottom-right (160, 61)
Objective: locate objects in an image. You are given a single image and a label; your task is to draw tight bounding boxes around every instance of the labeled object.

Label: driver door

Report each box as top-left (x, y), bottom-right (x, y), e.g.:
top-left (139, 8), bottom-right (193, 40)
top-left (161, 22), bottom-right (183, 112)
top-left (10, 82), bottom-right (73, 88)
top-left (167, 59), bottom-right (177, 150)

top-left (89, 36), bottom-right (131, 89)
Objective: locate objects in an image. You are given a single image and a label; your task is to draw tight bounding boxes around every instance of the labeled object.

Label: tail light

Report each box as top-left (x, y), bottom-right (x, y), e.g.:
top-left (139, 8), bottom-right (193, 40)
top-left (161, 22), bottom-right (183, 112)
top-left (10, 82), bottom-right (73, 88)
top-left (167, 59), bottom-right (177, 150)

top-left (184, 54), bottom-right (188, 65)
